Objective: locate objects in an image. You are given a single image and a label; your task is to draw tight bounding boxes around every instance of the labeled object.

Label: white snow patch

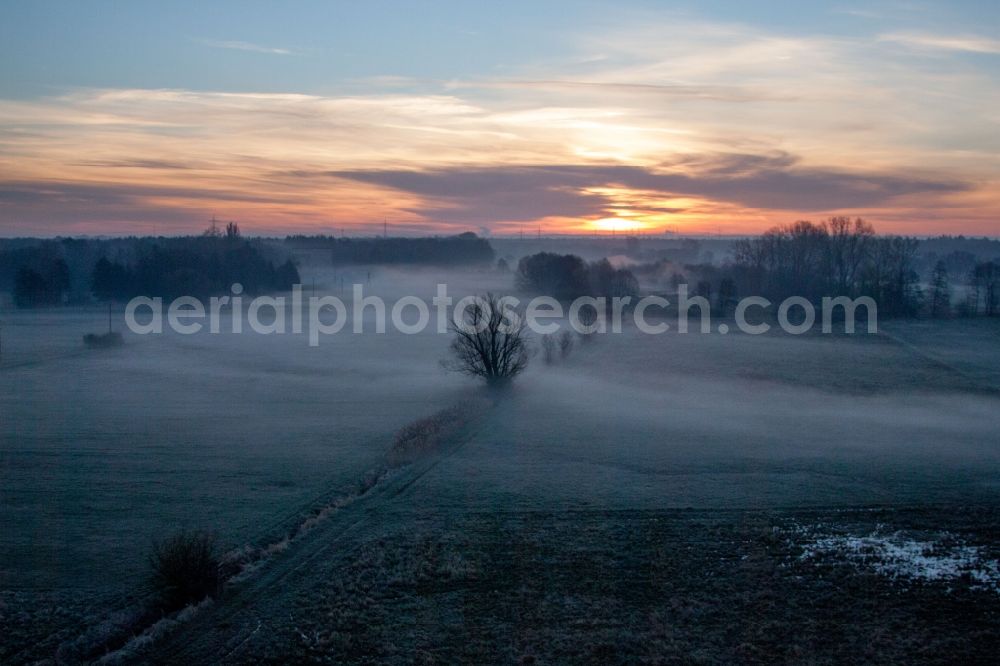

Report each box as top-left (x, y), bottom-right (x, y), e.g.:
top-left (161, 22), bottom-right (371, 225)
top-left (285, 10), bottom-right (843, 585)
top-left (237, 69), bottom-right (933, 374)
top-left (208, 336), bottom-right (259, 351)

top-left (798, 530), bottom-right (1000, 592)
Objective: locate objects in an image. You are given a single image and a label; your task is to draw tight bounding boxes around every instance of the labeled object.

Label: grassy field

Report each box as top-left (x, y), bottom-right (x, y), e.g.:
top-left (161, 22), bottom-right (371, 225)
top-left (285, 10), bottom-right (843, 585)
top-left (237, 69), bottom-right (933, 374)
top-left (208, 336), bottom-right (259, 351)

top-left (2, 276), bottom-right (999, 662)
top-left (0, 271), bottom-right (497, 661)
top-left (151, 506), bottom-right (1000, 664)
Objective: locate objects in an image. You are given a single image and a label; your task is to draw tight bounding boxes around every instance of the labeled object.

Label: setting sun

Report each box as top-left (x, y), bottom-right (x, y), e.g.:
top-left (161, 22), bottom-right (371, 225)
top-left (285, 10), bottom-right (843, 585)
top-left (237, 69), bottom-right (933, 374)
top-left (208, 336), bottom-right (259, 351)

top-left (588, 216), bottom-right (652, 233)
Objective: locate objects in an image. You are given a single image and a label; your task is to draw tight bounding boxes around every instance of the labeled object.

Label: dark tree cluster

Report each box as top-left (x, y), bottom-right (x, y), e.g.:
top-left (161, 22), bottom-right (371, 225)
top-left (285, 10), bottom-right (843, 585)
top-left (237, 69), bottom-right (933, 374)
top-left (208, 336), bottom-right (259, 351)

top-left (91, 257), bottom-right (133, 302)
top-left (731, 217), bottom-right (923, 317)
top-left (515, 252), bottom-right (639, 300)
top-left (587, 258), bottom-right (641, 298)
top-left (2, 233), bottom-right (300, 308)
top-left (0, 243), bottom-right (72, 307)
top-left (928, 260), bottom-right (952, 318)
top-left (966, 260), bottom-right (999, 316)
top-left (14, 261), bottom-right (70, 308)
top-left (287, 232), bottom-right (495, 266)
top-left (90, 236), bottom-right (300, 302)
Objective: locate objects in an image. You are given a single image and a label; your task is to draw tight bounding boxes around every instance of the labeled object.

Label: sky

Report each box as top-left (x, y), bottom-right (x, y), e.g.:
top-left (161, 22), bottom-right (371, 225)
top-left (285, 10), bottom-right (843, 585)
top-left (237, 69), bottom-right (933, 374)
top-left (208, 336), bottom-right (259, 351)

top-left (1, 0), bottom-right (998, 237)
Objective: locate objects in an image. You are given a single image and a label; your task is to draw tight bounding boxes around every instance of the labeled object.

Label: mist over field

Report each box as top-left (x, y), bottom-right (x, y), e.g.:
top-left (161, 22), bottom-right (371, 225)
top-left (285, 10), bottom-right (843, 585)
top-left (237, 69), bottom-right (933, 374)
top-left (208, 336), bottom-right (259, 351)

top-left (3, 248), bottom-right (1000, 661)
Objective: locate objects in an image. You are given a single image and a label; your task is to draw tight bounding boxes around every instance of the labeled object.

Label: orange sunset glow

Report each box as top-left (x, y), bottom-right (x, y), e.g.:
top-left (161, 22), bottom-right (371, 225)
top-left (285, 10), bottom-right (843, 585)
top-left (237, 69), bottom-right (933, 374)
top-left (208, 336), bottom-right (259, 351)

top-left (2, 4), bottom-right (999, 237)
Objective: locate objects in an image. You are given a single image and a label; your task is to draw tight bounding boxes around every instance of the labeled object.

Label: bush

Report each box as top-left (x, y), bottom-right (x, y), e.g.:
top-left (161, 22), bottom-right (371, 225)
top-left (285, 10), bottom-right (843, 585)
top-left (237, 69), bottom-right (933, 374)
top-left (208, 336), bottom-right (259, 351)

top-left (387, 404), bottom-right (468, 466)
top-left (83, 331), bottom-right (124, 348)
top-left (149, 530), bottom-right (222, 611)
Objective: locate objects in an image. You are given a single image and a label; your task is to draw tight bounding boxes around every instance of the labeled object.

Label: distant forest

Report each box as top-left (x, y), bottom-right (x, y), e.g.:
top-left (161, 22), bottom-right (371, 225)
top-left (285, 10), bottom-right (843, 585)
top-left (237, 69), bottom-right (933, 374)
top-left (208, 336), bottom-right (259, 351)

top-left (515, 252), bottom-right (639, 300)
top-left (0, 223), bottom-right (299, 307)
top-left (1, 222), bottom-right (998, 319)
top-left (632, 219), bottom-right (1000, 319)
top-left (285, 232), bottom-right (495, 266)
top-left (0, 229), bottom-right (494, 308)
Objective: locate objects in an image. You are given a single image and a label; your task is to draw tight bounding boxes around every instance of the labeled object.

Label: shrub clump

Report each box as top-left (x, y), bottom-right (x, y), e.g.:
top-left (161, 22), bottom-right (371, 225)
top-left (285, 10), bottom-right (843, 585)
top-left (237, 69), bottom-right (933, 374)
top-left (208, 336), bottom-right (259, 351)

top-left (387, 404), bottom-right (474, 467)
top-left (149, 530), bottom-right (222, 611)
top-left (83, 331), bottom-right (124, 348)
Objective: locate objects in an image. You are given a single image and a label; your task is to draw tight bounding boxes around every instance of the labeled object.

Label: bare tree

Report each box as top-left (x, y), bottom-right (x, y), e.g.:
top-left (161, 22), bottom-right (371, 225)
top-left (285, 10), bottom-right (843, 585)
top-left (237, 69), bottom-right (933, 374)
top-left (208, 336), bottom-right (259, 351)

top-left (444, 293), bottom-right (530, 384)
top-left (929, 260), bottom-right (951, 318)
top-left (970, 261), bottom-right (999, 317)
top-left (733, 218), bottom-right (926, 317)
top-left (827, 216), bottom-right (873, 294)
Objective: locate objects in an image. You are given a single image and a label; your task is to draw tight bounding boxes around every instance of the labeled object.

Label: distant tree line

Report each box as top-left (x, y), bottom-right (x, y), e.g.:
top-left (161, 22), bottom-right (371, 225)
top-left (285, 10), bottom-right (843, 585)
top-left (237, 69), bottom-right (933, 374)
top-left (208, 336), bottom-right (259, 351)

top-left (728, 217), bottom-right (923, 314)
top-left (91, 233), bottom-right (300, 301)
top-left (892, 235), bottom-right (1000, 315)
top-left (0, 227), bottom-right (299, 307)
top-left (286, 232), bottom-right (495, 266)
top-left (515, 252), bottom-right (639, 300)
top-left (701, 217), bottom-right (998, 319)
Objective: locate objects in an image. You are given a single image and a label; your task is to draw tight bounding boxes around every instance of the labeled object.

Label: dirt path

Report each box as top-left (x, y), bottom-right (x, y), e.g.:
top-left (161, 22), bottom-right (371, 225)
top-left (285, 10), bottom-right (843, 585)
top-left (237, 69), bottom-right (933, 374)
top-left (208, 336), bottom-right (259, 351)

top-left (142, 405), bottom-right (489, 663)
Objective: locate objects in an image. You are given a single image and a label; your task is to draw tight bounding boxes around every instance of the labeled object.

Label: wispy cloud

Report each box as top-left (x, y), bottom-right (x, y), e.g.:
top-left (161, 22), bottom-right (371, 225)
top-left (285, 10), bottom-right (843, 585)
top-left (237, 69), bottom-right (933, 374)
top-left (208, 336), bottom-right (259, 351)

top-left (879, 32), bottom-right (1000, 54)
top-left (202, 39), bottom-right (296, 56)
top-left (831, 7), bottom-right (884, 19)
top-left (326, 158), bottom-right (967, 223)
top-left (3, 9), bottom-right (1000, 236)
top-left (73, 159), bottom-right (193, 170)
top-left (454, 79), bottom-right (796, 103)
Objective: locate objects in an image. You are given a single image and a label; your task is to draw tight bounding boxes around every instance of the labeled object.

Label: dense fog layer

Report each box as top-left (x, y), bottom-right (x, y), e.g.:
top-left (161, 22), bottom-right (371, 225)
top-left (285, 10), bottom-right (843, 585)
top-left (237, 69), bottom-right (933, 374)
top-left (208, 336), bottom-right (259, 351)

top-left (1, 265), bottom-right (999, 595)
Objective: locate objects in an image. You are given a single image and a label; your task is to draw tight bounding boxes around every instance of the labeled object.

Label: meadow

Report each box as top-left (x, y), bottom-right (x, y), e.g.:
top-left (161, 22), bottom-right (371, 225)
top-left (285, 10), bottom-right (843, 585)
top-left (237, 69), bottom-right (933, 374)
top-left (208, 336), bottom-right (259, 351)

top-left (2, 267), bottom-right (999, 662)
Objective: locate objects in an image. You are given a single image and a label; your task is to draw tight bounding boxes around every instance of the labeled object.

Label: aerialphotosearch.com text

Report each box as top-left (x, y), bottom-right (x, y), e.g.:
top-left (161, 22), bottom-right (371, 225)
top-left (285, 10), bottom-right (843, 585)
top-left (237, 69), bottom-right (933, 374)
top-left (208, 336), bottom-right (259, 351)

top-left (124, 283), bottom-right (878, 346)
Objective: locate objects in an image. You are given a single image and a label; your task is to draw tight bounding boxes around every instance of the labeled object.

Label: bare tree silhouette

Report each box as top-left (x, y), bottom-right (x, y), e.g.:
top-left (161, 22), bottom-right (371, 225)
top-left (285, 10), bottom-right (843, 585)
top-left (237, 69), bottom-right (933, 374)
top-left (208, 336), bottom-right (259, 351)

top-left (444, 293), bottom-right (530, 384)
top-left (929, 260), bottom-right (951, 318)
